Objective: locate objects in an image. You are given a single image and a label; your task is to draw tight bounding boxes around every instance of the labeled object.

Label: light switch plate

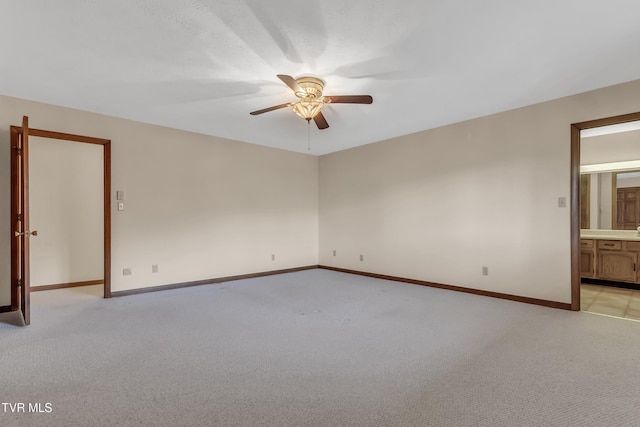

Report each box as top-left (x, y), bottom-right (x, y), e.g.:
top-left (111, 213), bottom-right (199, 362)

top-left (117, 202), bottom-right (125, 211)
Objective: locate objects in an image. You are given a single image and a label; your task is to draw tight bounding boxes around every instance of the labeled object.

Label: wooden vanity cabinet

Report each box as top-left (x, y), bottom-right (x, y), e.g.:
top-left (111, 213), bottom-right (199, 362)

top-left (597, 239), bottom-right (638, 283)
top-left (598, 250), bottom-right (637, 282)
top-left (580, 239), bottom-right (596, 279)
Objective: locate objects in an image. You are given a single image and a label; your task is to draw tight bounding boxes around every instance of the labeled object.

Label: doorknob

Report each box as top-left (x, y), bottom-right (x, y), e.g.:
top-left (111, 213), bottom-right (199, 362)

top-left (14, 230), bottom-right (38, 237)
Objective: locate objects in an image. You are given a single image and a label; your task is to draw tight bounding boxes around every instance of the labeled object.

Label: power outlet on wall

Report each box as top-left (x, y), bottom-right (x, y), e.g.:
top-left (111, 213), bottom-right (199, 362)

top-left (360, 254), bottom-right (364, 262)
top-left (152, 264), bottom-right (158, 273)
top-left (123, 268), bottom-right (132, 276)
top-left (482, 266), bottom-right (489, 276)
top-left (333, 250), bottom-right (336, 256)
top-left (271, 254), bottom-right (275, 261)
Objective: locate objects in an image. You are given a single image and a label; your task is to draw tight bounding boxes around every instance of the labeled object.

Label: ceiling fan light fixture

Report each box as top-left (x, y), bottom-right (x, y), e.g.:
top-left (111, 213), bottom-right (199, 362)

top-left (292, 98), bottom-right (324, 120)
top-left (250, 74), bottom-right (372, 130)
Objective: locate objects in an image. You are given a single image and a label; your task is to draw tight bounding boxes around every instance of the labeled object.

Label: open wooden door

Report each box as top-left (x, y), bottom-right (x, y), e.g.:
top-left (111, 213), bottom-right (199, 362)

top-left (10, 116), bottom-right (34, 325)
top-left (10, 119), bottom-right (112, 324)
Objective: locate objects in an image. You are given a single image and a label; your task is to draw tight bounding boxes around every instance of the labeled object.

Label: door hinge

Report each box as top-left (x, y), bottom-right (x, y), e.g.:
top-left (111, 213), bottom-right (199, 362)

top-left (16, 279), bottom-right (22, 288)
top-left (16, 213), bottom-right (22, 222)
top-left (13, 146), bottom-right (22, 155)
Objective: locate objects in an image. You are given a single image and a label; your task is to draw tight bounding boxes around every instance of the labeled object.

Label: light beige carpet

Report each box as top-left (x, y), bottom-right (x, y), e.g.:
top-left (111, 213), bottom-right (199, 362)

top-left (1, 269), bottom-right (639, 426)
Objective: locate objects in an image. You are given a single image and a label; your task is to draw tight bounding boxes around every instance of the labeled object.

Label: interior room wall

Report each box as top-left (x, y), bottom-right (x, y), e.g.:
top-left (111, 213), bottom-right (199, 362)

top-left (29, 137), bottom-right (103, 286)
top-left (581, 128), bottom-right (640, 165)
top-left (0, 95), bottom-right (319, 305)
top-left (617, 175), bottom-right (640, 188)
top-left (318, 79), bottom-right (640, 304)
top-left (2, 79), bottom-right (640, 308)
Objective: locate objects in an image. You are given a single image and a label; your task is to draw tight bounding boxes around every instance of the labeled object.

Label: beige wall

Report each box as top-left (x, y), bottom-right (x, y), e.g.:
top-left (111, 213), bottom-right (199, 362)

top-left (618, 175), bottom-right (640, 188)
top-left (319, 79), bottom-right (640, 304)
top-left (2, 79), bottom-right (640, 308)
top-left (0, 95), bottom-right (319, 305)
top-left (581, 128), bottom-right (640, 165)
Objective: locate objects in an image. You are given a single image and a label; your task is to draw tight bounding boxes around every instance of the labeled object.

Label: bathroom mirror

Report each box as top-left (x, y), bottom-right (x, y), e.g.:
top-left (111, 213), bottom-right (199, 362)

top-left (581, 170), bottom-right (640, 229)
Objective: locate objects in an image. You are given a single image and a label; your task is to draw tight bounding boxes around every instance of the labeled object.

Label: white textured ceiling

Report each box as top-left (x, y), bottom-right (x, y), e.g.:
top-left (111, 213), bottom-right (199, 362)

top-left (2, 1), bottom-right (640, 155)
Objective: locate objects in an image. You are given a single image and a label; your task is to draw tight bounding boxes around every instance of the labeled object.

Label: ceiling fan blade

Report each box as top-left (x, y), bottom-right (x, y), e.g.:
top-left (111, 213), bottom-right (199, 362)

top-left (314, 112), bottom-right (329, 130)
top-left (250, 103), bottom-right (292, 115)
top-left (325, 95), bottom-right (373, 104)
top-left (277, 74), bottom-right (305, 95)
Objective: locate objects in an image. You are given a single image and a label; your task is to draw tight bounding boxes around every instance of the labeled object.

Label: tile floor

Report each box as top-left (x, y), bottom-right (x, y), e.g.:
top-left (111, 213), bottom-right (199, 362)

top-left (581, 283), bottom-right (640, 321)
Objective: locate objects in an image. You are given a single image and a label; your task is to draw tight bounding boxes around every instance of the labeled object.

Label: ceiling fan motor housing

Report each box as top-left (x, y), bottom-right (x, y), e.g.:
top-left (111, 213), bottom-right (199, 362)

top-left (295, 76), bottom-right (325, 99)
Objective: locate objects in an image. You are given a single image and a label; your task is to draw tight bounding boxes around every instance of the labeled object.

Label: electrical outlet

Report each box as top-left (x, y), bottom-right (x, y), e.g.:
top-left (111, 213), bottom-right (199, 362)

top-left (271, 254), bottom-right (275, 261)
top-left (123, 268), bottom-right (132, 276)
top-left (482, 266), bottom-right (489, 276)
top-left (152, 264), bottom-right (158, 273)
top-left (558, 197), bottom-right (567, 208)
top-left (333, 250), bottom-right (336, 256)
top-left (360, 254), bottom-right (364, 262)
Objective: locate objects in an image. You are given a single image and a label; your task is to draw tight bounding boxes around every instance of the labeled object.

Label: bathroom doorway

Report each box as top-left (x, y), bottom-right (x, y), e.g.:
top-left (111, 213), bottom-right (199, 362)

top-left (571, 112), bottom-right (640, 318)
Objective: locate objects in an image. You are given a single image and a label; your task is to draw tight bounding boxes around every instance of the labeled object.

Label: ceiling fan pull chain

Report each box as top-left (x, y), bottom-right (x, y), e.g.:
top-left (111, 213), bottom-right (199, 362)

top-left (307, 120), bottom-right (311, 151)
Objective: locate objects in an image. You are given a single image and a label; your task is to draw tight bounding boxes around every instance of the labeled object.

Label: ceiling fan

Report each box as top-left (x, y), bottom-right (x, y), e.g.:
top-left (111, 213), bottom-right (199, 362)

top-left (250, 74), bottom-right (373, 129)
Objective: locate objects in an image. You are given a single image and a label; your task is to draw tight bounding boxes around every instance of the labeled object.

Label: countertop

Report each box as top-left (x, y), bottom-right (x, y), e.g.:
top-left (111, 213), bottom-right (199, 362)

top-left (580, 230), bottom-right (640, 241)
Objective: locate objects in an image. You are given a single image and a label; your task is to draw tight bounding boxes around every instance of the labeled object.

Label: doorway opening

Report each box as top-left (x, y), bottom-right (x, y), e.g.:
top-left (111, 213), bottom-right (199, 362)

top-left (10, 118), bottom-right (111, 325)
top-left (571, 112), bottom-right (640, 317)
top-left (29, 136), bottom-right (104, 295)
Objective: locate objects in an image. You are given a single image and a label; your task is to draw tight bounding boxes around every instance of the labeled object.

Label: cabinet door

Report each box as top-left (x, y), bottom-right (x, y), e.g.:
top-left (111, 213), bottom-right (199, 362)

top-left (580, 250), bottom-right (596, 278)
top-left (598, 251), bottom-right (637, 283)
